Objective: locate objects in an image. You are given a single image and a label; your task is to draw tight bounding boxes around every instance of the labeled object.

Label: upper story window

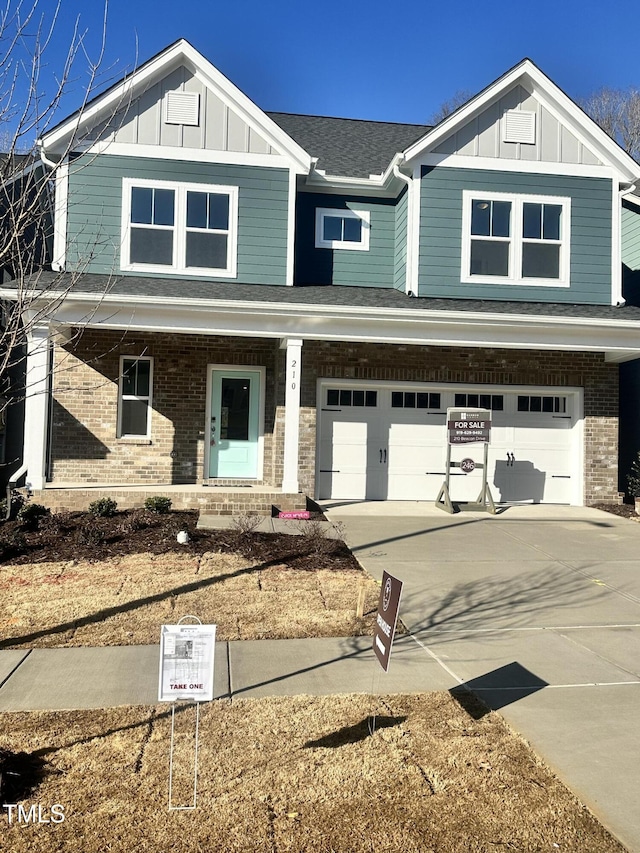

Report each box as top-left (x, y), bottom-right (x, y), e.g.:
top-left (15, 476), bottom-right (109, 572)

top-left (315, 208), bottom-right (370, 251)
top-left (121, 178), bottom-right (238, 277)
top-left (461, 191), bottom-right (570, 287)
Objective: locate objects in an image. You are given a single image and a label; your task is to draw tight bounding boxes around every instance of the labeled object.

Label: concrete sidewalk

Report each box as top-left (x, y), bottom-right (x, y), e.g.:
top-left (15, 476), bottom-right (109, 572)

top-left (1, 503), bottom-right (639, 850)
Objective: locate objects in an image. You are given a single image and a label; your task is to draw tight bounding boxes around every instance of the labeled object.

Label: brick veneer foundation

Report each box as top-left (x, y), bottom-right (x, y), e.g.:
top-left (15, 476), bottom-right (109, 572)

top-left (48, 329), bottom-right (620, 505)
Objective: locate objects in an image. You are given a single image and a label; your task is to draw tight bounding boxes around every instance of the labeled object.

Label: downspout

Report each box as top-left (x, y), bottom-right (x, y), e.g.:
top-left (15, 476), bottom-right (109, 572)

top-left (616, 181), bottom-right (637, 307)
top-left (5, 462), bottom-right (28, 520)
top-left (392, 156), bottom-right (414, 296)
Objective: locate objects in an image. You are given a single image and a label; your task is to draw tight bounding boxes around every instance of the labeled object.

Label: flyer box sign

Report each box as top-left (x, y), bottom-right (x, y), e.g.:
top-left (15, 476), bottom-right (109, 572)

top-left (447, 408), bottom-right (492, 445)
top-left (373, 571), bottom-right (404, 673)
top-left (158, 624), bottom-right (216, 702)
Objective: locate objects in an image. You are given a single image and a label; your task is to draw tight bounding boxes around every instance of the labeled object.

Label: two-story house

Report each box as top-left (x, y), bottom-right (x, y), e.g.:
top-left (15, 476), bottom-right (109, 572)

top-left (6, 39), bottom-right (640, 512)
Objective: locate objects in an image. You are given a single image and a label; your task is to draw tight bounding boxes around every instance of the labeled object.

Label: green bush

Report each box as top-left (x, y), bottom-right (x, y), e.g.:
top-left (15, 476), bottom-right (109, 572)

top-left (628, 451), bottom-right (640, 498)
top-left (88, 497), bottom-right (118, 518)
top-left (144, 496), bottom-right (172, 514)
top-left (0, 490), bottom-right (26, 520)
top-left (17, 503), bottom-right (50, 529)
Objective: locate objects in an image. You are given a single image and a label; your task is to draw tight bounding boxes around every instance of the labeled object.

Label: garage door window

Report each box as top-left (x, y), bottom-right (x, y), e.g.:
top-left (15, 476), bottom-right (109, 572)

top-left (391, 392), bottom-right (441, 409)
top-left (517, 395), bottom-right (567, 413)
top-left (454, 393), bottom-right (504, 411)
top-left (326, 389), bottom-right (377, 407)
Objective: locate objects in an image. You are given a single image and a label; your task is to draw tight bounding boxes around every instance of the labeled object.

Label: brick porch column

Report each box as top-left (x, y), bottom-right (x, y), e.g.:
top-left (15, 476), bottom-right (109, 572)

top-left (23, 324), bottom-right (51, 490)
top-left (281, 338), bottom-right (303, 493)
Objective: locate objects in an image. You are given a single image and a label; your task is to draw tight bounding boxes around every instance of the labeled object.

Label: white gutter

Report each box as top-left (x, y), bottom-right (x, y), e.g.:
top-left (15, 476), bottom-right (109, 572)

top-left (616, 181), bottom-right (638, 307)
top-left (392, 156), bottom-right (413, 295)
top-left (5, 462), bottom-right (28, 520)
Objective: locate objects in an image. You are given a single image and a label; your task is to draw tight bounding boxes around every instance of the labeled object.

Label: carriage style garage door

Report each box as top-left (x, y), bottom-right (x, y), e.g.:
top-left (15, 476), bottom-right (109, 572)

top-left (317, 382), bottom-right (582, 505)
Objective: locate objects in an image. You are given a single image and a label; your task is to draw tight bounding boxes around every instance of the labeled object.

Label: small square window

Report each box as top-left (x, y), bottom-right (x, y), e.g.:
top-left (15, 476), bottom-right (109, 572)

top-left (365, 391), bottom-right (377, 407)
top-left (391, 392), bottom-right (403, 408)
top-left (315, 208), bottom-right (370, 251)
top-left (339, 390), bottom-right (352, 406)
top-left (327, 389), bottom-right (339, 406)
top-left (353, 390), bottom-right (365, 407)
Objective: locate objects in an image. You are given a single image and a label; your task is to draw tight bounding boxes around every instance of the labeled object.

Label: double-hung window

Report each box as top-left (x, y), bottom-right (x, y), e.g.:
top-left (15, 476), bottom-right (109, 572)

top-left (118, 356), bottom-right (153, 438)
top-left (462, 191), bottom-right (570, 287)
top-left (315, 208), bottom-right (370, 251)
top-left (121, 179), bottom-right (238, 277)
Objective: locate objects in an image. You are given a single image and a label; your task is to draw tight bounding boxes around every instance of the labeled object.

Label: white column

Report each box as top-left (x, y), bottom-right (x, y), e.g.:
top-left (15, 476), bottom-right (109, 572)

top-left (281, 337), bottom-right (303, 493)
top-left (23, 324), bottom-right (51, 490)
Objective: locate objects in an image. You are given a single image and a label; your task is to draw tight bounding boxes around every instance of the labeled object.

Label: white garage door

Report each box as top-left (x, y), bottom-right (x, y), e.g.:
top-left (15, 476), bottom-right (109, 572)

top-left (317, 384), bottom-right (580, 505)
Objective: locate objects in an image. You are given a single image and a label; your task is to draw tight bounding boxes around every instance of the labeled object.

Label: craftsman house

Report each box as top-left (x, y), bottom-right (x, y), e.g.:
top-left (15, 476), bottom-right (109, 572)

top-left (5, 39), bottom-right (640, 512)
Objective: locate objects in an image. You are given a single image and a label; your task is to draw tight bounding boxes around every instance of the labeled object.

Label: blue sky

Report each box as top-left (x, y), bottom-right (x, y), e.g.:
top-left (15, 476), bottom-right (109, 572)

top-left (32, 0), bottom-right (640, 127)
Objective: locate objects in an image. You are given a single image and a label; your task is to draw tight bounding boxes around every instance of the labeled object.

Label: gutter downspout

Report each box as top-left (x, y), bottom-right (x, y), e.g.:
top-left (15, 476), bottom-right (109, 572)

top-left (392, 156), bottom-right (414, 296)
top-left (5, 462), bottom-right (28, 520)
top-left (616, 181), bottom-right (638, 307)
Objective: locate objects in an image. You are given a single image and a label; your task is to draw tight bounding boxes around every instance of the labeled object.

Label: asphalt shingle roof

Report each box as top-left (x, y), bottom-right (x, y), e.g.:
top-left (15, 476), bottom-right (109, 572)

top-left (267, 113), bottom-right (431, 178)
top-left (18, 272), bottom-right (640, 322)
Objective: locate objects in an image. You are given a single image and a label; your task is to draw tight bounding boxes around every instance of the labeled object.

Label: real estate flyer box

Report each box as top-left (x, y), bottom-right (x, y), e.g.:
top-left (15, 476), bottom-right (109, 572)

top-left (158, 623), bottom-right (216, 702)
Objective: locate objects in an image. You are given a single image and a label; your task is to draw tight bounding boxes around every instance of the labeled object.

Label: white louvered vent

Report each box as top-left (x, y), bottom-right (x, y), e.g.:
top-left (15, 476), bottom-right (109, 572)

top-left (503, 109), bottom-right (536, 144)
top-left (165, 91), bottom-right (200, 126)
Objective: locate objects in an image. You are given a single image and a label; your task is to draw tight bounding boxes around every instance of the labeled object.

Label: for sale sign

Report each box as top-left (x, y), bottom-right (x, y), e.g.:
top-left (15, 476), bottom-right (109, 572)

top-left (447, 408), bottom-right (491, 445)
top-left (373, 571), bottom-right (404, 672)
top-left (158, 623), bottom-right (216, 702)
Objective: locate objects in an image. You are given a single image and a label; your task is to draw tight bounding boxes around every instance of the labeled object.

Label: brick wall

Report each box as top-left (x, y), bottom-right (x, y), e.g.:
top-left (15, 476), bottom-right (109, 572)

top-left (49, 331), bottom-right (619, 504)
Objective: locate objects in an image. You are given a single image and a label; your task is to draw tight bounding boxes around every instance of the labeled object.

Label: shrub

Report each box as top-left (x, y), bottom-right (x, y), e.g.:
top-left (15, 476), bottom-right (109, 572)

top-left (231, 512), bottom-right (262, 537)
top-left (88, 497), bottom-right (118, 518)
top-left (74, 522), bottom-right (105, 546)
top-left (0, 490), bottom-right (26, 521)
top-left (144, 496), bottom-right (172, 514)
top-left (17, 503), bottom-right (50, 529)
top-left (628, 451), bottom-right (640, 498)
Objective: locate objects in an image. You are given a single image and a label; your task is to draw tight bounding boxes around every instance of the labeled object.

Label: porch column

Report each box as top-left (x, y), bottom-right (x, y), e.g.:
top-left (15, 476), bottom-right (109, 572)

top-left (23, 324), bottom-right (51, 490)
top-left (280, 337), bottom-right (303, 493)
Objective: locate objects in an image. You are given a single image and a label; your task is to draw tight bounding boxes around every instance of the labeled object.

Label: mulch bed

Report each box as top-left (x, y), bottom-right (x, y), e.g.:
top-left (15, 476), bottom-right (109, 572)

top-left (590, 501), bottom-right (638, 520)
top-left (0, 509), bottom-right (359, 571)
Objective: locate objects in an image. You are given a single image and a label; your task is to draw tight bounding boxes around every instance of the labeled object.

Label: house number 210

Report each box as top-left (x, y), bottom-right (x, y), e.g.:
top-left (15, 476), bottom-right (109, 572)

top-left (290, 358), bottom-right (297, 390)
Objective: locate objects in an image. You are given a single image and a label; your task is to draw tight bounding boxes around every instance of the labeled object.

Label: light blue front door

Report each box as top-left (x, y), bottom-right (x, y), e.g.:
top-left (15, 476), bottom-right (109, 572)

top-left (209, 370), bottom-right (260, 478)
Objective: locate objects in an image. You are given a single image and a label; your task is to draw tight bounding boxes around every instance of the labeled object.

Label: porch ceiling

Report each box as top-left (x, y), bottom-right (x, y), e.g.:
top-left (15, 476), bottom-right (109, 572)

top-left (7, 274), bottom-right (640, 362)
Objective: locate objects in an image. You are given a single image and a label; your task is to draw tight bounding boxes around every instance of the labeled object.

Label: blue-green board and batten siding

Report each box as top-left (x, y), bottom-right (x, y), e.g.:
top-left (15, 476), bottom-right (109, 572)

top-left (65, 154), bottom-right (290, 285)
top-left (418, 166), bottom-right (613, 304)
top-left (294, 193), bottom-right (396, 287)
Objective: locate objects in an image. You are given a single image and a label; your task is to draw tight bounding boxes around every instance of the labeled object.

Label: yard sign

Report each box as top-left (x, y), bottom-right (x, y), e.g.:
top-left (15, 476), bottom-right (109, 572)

top-left (373, 571), bottom-right (403, 672)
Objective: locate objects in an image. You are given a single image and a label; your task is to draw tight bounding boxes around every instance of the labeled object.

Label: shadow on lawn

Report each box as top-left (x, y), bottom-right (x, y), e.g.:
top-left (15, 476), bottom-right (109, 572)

top-left (304, 715), bottom-right (407, 748)
top-left (0, 551), bottom-right (314, 649)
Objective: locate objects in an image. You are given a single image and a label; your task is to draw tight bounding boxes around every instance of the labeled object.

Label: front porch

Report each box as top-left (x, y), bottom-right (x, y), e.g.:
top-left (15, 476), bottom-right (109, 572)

top-left (28, 483), bottom-right (308, 515)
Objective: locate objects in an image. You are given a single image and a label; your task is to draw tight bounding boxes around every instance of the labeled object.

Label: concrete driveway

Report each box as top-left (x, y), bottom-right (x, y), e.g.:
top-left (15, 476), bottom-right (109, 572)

top-left (324, 502), bottom-right (640, 853)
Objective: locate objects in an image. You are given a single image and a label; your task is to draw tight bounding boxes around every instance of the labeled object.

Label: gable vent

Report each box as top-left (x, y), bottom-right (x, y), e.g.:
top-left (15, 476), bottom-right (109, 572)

top-left (165, 91), bottom-right (200, 126)
top-left (503, 109), bottom-right (536, 144)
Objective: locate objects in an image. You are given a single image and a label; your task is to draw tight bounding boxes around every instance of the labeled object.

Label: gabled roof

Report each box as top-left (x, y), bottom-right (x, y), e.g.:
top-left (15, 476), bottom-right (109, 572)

top-left (39, 39), bottom-right (312, 173)
top-left (268, 113), bottom-right (429, 178)
top-left (402, 58), bottom-right (640, 182)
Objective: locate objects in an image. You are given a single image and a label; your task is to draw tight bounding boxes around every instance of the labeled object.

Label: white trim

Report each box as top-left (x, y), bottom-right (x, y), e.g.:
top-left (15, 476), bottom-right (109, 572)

top-left (23, 325), bottom-right (50, 491)
top-left (281, 338), bottom-right (303, 492)
top-left (52, 159), bottom-right (69, 271)
top-left (612, 182), bottom-right (623, 306)
top-left (41, 40), bottom-right (312, 174)
top-left (79, 140), bottom-right (294, 170)
top-left (461, 190), bottom-right (571, 288)
top-left (409, 165), bottom-right (422, 295)
top-left (205, 364), bottom-right (265, 481)
top-left (315, 207), bottom-right (370, 251)
top-left (121, 177), bottom-right (238, 278)
top-left (117, 355), bottom-right (154, 439)
top-left (286, 170), bottom-right (296, 286)
top-left (417, 153), bottom-right (617, 179)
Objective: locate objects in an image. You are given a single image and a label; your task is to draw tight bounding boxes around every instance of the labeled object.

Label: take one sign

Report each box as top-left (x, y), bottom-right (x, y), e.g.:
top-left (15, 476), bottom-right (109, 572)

top-left (447, 408), bottom-right (492, 445)
top-left (373, 571), bottom-right (404, 672)
top-left (158, 623), bottom-right (216, 702)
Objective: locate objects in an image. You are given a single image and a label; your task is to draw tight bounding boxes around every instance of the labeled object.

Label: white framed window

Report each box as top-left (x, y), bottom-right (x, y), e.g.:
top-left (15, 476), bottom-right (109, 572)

top-left (461, 191), bottom-right (570, 287)
top-left (315, 208), bottom-right (370, 251)
top-left (118, 356), bottom-right (153, 438)
top-left (121, 178), bottom-right (238, 277)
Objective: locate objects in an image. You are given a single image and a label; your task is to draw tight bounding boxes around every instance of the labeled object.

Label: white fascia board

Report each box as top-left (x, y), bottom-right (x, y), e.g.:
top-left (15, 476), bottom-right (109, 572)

top-left (80, 140), bottom-right (293, 170)
top-left (419, 153), bottom-right (619, 180)
top-left (40, 39), bottom-right (312, 174)
top-left (13, 288), bottom-right (640, 360)
top-left (404, 59), bottom-right (640, 182)
top-left (304, 153), bottom-right (406, 197)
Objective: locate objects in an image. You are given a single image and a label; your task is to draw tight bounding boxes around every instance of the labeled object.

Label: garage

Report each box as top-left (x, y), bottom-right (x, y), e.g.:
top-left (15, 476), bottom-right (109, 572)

top-left (317, 381), bottom-right (582, 505)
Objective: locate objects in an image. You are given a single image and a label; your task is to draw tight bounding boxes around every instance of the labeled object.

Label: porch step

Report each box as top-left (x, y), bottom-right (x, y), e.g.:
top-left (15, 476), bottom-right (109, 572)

top-left (27, 488), bottom-right (308, 516)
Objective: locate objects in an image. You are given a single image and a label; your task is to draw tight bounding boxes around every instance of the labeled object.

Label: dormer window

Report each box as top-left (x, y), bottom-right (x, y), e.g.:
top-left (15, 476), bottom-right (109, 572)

top-left (315, 208), bottom-right (370, 251)
top-left (121, 178), bottom-right (238, 277)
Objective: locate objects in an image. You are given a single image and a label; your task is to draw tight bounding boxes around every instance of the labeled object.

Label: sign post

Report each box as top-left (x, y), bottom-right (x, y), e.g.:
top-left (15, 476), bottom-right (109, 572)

top-left (436, 408), bottom-right (496, 514)
top-left (158, 616), bottom-right (216, 810)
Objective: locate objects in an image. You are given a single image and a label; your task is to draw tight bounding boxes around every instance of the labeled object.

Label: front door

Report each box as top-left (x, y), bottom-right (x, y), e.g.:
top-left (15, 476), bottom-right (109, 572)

top-left (209, 370), bottom-right (261, 478)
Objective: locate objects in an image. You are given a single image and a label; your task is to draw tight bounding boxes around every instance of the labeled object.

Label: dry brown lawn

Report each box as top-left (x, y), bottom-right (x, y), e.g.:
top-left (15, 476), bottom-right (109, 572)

top-left (0, 692), bottom-right (624, 853)
top-left (0, 551), bottom-right (381, 648)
